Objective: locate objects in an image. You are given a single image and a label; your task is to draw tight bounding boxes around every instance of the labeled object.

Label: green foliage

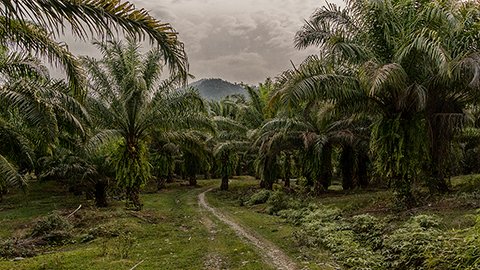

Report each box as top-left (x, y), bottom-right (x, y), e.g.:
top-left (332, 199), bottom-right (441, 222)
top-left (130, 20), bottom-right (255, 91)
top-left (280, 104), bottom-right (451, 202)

top-left (371, 114), bottom-right (428, 204)
top-left (112, 140), bottom-right (150, 189)
top-left (114, 232), bottom-right (137, 259)
top-left (350, 214), bottom-right (384, 250)
top-left (83, 39), bottom-right (205, 208)
top-left (245, 189), bottom-right (271, 206)
top-left (265, 190), bottom-right (290, 214)
top-left (0, 238), bottom-right (37, 258)
top-left (276, 198), bottom-right (480, 270)
top-left (382, 216), bottom-right (442, 269)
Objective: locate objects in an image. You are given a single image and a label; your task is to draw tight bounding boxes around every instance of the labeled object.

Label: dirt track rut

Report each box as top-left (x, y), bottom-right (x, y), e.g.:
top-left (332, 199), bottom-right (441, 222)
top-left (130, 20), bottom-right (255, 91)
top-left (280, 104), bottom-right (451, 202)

top-left (198, 188), bottom-right (298, 270)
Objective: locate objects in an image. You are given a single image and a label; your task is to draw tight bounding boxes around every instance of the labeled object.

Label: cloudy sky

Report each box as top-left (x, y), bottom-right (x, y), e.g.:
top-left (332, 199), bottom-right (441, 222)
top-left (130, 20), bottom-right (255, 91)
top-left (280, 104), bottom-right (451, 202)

top-left (65, 1), bottom-right (342, 84)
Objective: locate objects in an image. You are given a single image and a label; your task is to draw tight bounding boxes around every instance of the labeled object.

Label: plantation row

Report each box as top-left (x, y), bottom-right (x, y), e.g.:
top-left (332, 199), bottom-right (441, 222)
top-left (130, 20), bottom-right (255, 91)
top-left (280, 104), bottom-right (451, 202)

top-left (2, 0), bottom-right (480, 211)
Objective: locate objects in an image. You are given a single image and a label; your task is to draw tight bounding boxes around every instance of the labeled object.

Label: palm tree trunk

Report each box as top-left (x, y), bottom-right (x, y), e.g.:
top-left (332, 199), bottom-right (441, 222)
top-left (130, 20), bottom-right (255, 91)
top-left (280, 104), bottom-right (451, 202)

top-left (220, 175), bottom-right (229, 190)
top-left (318, 144), bottom-right (333, 190)
top-left (156, 177), bottom-right (166, 191)
top-left (357, 152), bottom-right (369, 188)
top-left (220, 152), bottom-right (230, 190)
top-left (95, 180), bottom-right (108, 207)
top-left (427, 112), bottom-right (453, 193)
top-left (283, 153), bottom-right (291, 188)
top-left (235, 158), bottom-right (242, 176)
top-left (341, 145), bottom-right (354, 191)
top-left (126, 186), bottom-right (142, 211)
top-left (264, 155), bottom-right (277, 190)
top-left (188, 175), bottom-right (197, 186)
top-left (167, 170), bottom-right (174, 183)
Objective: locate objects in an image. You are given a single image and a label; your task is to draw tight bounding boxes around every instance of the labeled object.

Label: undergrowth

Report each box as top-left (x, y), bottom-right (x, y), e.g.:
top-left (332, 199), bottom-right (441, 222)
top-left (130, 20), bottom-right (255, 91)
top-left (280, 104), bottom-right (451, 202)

top-left (242, 188), bottom-right (480, 270)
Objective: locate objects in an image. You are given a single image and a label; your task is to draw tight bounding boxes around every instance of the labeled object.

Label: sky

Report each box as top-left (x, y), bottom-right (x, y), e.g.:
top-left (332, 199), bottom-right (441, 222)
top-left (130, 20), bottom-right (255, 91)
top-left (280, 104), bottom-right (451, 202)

top-left (63, 1), bottom-right (343, 84)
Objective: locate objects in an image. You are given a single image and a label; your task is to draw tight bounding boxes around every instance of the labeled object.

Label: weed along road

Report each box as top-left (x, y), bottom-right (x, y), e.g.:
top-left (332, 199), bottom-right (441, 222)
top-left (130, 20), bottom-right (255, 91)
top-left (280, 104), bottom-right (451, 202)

top-left (198, 188), bottom-right (298, 270)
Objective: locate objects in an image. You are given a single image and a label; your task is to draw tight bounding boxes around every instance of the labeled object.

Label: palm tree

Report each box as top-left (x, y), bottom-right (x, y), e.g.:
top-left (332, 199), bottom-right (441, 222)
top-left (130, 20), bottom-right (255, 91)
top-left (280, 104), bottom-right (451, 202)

top-left (0, 48), bottom-right (88, 199)
top-left (292, 0), bottom-right (480, 199)
top-left (279, 1), bottom-right (430, 202)
top-left (82, 39), bottom-right (204, 210)
top-left (1, 0), bottom-right (188, 95)
top-left (210, 97), bottom-right (250, 191)
top-left (259, 97), bottom-right (364, 193)
top-left (399, 1), bottom-right (480, 192)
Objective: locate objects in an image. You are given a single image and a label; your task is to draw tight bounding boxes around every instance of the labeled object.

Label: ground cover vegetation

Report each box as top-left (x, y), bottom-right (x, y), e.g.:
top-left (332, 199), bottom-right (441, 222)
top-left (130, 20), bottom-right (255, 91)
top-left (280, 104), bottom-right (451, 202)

top-left (2, 0), bottom-right (480, 269)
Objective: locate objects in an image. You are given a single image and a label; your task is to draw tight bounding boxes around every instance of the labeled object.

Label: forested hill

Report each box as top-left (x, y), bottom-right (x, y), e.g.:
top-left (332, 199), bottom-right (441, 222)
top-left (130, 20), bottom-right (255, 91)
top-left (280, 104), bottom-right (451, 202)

top-left (189, 78), bottom-right (246, 100)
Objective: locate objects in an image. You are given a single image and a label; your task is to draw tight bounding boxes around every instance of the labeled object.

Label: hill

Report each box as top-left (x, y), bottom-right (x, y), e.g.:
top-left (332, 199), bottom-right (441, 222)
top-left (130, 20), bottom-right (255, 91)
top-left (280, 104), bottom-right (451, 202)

top-left (189, 78), bottom-right (246, 100)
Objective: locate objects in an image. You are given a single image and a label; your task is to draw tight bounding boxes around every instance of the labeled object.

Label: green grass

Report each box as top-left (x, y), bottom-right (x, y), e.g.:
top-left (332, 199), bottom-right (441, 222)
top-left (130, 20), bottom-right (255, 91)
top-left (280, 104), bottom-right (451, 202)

top-left (0, 180), bottom-right (272, 270)
top-left (206, 175), bottom-right (480, 270)
top-left (3, 175), bottom-right (479, 270)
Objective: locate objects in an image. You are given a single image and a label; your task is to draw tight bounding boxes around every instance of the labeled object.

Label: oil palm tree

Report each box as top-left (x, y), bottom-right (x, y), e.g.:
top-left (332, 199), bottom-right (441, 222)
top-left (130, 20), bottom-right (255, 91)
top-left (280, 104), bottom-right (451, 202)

top-left (290, 0), bottom-right (479, 199)
top-left (83, 39), bottom-right (204, 210)
top-left (259, 97), bottom-right (364, 192)
top-left (210, 97), bottom-right (250, 191)
top-left (278, 5), bottom-right (421, 202)
top-left (0, 48), bottom-right (88, 199)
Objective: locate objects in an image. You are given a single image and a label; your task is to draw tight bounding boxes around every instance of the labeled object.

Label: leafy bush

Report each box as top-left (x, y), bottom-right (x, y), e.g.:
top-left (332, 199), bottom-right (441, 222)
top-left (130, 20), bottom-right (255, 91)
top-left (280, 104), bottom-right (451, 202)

top-left (409, 214), bottom-right (441, 229)
top-left (31, 213), bottom-right (71, 237)
top-left (245, 189), bottom-right (271, 205)
top-left (275, 198), bottom-right (480, 270)
top-left (382, 220), bottom-right (441, 269)
top-left (350, 214), bottom-right (384, 250)
top-left (265, 190), bottom-right (290, 214)
top-left (278, 208), bottom-right (311, 225)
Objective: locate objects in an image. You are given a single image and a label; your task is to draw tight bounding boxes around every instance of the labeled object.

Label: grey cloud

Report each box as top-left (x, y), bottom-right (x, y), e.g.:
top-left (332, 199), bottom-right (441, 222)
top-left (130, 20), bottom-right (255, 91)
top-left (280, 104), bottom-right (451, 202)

top-left (54, 1), bottom-right (338, 84)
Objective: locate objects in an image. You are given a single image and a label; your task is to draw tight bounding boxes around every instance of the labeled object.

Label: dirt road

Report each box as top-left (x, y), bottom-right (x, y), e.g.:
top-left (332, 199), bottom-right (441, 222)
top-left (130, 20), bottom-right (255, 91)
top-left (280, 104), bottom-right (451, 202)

top-left (198, 188), bottom-right (298, 270)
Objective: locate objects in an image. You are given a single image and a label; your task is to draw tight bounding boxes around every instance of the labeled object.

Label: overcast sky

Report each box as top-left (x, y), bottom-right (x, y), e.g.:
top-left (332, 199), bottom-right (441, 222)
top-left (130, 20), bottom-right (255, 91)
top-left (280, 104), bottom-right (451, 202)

top-left (64, 1), bottom-right (343, 84)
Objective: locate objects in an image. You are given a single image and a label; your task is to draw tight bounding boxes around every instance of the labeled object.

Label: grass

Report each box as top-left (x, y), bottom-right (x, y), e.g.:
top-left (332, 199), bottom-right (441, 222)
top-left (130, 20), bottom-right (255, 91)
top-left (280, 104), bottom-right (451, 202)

top-left (207, 175), bottom-right (480, 269)
top-left (2, 175), bottom-right (479, 269)
top-left (0, 180), bottom-right (271, 270)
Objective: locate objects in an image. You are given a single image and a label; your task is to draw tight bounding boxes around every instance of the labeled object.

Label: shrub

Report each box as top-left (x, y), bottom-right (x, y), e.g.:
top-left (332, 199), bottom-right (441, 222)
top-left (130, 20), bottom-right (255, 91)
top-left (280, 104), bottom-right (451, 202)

top-left (245, 190), bottom-right (271, 206)
top-left (382, 216), bottom-right (442, 269)
top-left (350, 214), bottom-right (385, 250)
top-left (409, 214), bottom-right (441, 229)
top-left (31, 213), bottom-right (72, 237)
top-left (266, 191), bottom-right (290, 214)
top-left (278, 208), bottom-right (311, 225)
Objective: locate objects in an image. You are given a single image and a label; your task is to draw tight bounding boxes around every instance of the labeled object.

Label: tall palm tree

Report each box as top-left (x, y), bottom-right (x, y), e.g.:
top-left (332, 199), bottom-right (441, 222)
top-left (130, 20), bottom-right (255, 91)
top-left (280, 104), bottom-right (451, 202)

top-left (278, 1), bottom-right (430, 202)
top-left (83, 39), bottom-right (204, 210)
top-left (291, 0), bottom-right (480, 199)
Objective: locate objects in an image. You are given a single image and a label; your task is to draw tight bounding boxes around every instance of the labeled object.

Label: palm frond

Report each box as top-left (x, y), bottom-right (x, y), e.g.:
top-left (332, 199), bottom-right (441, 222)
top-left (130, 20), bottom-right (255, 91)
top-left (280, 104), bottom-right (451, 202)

top-left (2, 0), bottom-right (188, 81)
top-left (0, 17), bottom-right (86, 97)
top-left (0, 154), bottom-right (26, 190)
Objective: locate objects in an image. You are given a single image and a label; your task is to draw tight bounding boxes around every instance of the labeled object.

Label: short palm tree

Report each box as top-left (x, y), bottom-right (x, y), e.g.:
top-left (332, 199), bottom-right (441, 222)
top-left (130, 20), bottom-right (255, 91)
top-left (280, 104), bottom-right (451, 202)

top-left (83, 39), bottom-right (204, 210)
